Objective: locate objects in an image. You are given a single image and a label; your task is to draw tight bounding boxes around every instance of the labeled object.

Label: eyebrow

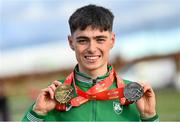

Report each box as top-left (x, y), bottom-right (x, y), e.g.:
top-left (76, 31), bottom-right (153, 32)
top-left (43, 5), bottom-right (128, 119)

top-left (76, 36), bottom-right (89, 40)
top-left (76, 35), bottom-right (108, 40)
top-left (95, 36), bottom-right (108, 39)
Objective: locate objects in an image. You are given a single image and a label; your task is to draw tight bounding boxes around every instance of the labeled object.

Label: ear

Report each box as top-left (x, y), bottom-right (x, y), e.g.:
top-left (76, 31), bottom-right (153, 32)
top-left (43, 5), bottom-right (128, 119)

top-left (68, 35), bottom-right (75, 51)
top-left (110, 32), bottom-right (115, 49)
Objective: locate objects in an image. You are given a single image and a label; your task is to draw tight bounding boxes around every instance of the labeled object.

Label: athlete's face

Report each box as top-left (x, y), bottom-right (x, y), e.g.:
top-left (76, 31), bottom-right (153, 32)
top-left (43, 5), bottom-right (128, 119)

top-left (68, 26), bottom-right (115, 73)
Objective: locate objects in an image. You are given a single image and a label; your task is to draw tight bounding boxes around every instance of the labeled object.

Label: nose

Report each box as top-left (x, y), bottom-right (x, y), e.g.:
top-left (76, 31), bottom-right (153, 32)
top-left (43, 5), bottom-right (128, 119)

top-left (87, 40), bottom-right (97, 53)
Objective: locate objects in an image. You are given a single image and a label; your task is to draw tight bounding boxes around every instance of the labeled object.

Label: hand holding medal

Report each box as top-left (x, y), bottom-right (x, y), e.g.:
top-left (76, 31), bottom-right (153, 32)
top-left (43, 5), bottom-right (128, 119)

top-left (33, 80), bottom-right (62, 115)
top-left (135, 82), bottom-right (157, 118)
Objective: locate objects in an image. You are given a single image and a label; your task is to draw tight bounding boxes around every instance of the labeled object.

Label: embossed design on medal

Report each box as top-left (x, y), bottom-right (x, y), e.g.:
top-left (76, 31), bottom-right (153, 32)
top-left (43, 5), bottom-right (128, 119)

top-left (124, 82), bottom-right (144, 102)
top-left (55, 84), bottom-right (74, 104)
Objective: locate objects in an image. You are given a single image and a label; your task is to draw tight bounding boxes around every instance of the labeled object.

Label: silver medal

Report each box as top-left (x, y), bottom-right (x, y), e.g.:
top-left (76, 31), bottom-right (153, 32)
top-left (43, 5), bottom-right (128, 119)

top-left (124, 82), bottom-right (144, 102)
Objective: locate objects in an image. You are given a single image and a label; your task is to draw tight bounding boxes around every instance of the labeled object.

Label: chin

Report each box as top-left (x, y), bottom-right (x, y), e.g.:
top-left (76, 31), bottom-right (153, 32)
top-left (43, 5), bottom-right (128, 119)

top-left (83, 63), bottom-right (104, 71)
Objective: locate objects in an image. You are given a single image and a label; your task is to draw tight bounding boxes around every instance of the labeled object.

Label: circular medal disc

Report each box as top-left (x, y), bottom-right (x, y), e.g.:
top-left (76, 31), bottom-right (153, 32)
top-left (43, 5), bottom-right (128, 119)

top-left (124, 82), bottom-right (144, 102)
top-left (55, 84), bottom-right (73, 104)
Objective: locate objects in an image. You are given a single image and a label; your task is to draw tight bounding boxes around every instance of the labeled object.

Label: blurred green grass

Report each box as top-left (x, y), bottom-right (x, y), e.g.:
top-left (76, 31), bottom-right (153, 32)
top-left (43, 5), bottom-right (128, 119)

top-left (7, 84), bottom-right (180, 121)
top-left (155, 89), bottom-right (180, 120)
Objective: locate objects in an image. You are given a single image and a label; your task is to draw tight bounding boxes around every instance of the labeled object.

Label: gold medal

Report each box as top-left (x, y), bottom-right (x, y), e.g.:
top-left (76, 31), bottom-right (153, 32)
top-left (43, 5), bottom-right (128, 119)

top-left (55, 84), bottom-right (73, 104)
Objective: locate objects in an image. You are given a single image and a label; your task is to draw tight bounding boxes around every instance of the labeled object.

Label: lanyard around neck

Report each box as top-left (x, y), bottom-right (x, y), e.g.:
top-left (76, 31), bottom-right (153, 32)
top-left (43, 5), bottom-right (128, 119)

top-left (56, 67), bottom-right (132, 111)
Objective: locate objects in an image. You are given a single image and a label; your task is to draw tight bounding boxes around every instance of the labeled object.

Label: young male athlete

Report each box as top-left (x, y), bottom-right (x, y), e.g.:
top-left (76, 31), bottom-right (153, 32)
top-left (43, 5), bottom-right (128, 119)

top-left (22, 4), bottom-right (159, 121)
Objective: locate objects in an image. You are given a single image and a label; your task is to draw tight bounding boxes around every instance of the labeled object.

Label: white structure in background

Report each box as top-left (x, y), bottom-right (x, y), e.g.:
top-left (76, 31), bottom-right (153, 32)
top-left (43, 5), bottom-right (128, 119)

top-left (0, 42), bottom-right (77, 77)
top-left (120, 59), bottom-right (177, 89)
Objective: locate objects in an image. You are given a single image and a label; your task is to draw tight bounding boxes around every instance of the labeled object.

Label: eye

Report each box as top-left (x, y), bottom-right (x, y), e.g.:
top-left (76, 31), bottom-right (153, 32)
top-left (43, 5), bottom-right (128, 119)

top-left (77, 39), bottom-right (88, 44)
top-left (97, 38), bottom-right (106, 43)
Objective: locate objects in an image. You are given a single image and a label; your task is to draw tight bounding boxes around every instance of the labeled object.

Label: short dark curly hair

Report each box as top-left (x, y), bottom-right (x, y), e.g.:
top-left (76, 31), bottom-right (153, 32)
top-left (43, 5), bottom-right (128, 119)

top-left (68, 4), bottom-right (114, 34)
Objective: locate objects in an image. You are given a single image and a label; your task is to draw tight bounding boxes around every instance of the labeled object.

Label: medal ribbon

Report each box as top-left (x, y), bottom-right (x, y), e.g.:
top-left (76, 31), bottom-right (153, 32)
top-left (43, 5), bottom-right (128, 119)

top-left (56, 66), bottom-right (131, 111)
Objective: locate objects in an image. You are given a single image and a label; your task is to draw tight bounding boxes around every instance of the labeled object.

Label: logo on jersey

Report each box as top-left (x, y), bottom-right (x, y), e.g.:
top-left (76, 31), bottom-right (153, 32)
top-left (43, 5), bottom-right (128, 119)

top-left (113, 102), bottom-right (123, 115)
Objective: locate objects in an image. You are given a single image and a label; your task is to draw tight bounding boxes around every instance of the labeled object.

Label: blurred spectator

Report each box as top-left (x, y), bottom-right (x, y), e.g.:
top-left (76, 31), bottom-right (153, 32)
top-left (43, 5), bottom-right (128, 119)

top-left (0, 82), bottom-right (10, 121)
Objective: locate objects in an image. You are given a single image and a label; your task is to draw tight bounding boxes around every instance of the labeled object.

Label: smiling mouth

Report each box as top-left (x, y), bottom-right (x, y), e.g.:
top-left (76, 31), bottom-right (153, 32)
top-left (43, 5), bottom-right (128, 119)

top-left (84, 55), bottom-right (101, 62)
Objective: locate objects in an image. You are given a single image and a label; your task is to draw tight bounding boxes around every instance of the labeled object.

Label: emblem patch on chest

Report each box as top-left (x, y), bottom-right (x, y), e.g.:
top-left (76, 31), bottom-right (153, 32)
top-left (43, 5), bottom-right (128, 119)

top-left (113, 102), bottom-right (123, 115)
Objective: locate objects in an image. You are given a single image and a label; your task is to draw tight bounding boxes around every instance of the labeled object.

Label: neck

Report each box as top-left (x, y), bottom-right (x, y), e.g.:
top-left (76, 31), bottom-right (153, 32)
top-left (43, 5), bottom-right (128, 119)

top-left (78, 65), bottom-right (108, 79)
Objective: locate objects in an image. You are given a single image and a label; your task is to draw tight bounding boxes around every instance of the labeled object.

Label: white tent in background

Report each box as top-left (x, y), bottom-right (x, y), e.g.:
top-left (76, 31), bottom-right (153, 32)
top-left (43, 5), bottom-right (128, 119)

top-left (0, 42), bottom-right (76, 77)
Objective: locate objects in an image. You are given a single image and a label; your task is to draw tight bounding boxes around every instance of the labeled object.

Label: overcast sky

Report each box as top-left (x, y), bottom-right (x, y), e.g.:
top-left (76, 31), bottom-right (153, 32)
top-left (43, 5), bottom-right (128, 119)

top-left (1, 0), bottom-right (180, 51)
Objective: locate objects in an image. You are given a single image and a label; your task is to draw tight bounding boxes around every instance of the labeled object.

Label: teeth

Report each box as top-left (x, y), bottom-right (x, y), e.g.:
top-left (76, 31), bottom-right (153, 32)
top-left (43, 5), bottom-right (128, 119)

top-left (85, 56), bottom-right (99, 60)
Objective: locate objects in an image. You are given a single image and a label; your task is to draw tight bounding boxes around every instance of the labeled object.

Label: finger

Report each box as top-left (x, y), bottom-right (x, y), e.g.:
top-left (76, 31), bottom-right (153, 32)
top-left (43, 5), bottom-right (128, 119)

top-left (137, 81), bottom-right (149, 92)
top-left (52, 80), bottom-right (62, 87)
top-left (141, 84), bottom-right (155, 97)
top-left (143, 84), bottom-right (151, 92)
top-left (136, 81), bottom-right (154, 96)
top-left (42, 87), bottom-right (55, 99)
top-left (47, 86), bottom-right (55, 99)
top-left (41, 88), bottom-right (49, 95)
top-left (39, 88), bottom-right (51, 100)
top-left (49, 84), bottom-right (57, 92)
top-left (120, 98), bottom-right (126, 105)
